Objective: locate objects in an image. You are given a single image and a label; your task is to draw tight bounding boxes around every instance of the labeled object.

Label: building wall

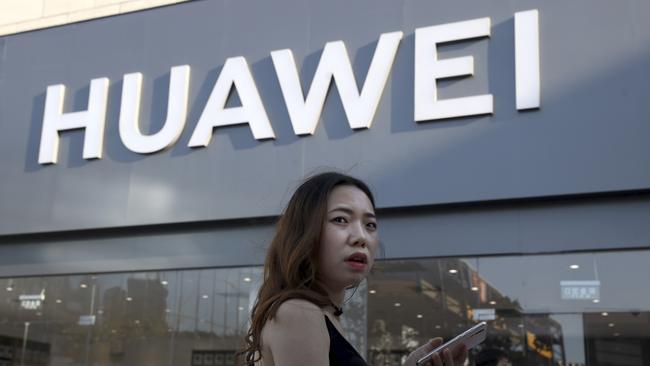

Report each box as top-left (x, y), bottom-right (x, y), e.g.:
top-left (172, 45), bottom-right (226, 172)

top-left (1, 192), bottom-right (649, 277)
top-left (0, 3), bottom-right (649, 364)
top-left (1, 0), bottom-right (649, 275)
top-left (0, 0), bottom-right (192, 36)
top-left (1, 0), bottom-right (649, 236)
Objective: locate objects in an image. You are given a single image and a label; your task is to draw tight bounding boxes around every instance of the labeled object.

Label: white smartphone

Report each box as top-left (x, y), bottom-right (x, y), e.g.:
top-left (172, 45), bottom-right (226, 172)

top-left (415, 321), bottom-right (487, 366)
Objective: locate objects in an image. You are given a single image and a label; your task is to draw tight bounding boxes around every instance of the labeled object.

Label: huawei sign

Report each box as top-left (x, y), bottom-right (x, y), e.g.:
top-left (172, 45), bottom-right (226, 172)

top-left (38, 10), bottom-right (539, 165)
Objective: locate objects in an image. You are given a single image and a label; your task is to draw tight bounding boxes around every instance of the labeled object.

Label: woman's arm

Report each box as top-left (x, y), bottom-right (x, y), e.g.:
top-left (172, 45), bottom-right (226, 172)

top-left (262, 299), bottom-right (331, 366)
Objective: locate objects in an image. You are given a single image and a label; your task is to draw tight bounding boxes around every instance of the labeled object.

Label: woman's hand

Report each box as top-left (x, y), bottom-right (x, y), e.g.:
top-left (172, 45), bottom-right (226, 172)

top-left (403, 338), bottom-right (468, 366)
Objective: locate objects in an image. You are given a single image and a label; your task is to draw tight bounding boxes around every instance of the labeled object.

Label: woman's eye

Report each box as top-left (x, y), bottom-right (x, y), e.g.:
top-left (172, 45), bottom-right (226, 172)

top-left (332, 217), bottom-right (348, 224)
top-left (367, 222), bottom-right (378, 230)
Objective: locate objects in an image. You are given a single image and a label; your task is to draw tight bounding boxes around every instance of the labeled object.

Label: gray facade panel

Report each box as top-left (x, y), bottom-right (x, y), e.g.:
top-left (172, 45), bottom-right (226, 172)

top-left (0, 1), bottom-right (649, 235)
top-left (2, 193), bottom-right (648, 277)
top-left (0, 221), bottom-right (276, 277)
top-left (379, 194), bottom-right (650, 259)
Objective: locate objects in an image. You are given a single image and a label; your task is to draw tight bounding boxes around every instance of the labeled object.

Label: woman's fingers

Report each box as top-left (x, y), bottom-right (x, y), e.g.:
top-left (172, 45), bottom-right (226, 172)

top-left (443, 349), bottom-right (454, 365)
top-left (453, 344), bottom-right (468, 365)
top-left (427, 337), bottom-right (443, 351)
top-left (431, 351), bottom-right (444, 366)
top-left (410, 338), bottom-right (442, 366)
top-left (408, 338), bottom-right (470, 366)
top-left (415, 338), bottom-right (443, 360)
top-left (421, 344), bottom-right (466, 366)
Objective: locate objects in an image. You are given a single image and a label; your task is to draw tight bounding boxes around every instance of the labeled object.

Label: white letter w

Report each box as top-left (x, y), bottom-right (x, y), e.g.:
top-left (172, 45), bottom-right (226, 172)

top-left (271, 31), bottom-right (402, 135)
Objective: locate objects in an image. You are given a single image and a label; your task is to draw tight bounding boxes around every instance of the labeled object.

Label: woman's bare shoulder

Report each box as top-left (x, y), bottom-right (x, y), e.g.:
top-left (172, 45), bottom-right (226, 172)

top-left (262, 298), bottom-right (327, 334)
top-left (277, 298), bottom-right (323, 315)
top-left (261, 299), bottom-right (330, 366)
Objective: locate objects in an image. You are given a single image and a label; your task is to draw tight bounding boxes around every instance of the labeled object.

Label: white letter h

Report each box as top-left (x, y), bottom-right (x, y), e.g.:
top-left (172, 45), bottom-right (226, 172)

top-left (38, 77), bottom-right (109, 165)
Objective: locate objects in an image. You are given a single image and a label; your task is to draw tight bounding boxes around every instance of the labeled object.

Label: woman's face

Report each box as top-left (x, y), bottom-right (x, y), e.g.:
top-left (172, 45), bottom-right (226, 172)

top-left (318, 185), bottom-right (379, 291)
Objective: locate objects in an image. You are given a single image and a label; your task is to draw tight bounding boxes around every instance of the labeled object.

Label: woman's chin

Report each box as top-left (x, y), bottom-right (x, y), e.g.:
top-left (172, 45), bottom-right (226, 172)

top-left (324, 270), bottom-right (368, 291)
top-left (344, 275), bottom-right (366, 289)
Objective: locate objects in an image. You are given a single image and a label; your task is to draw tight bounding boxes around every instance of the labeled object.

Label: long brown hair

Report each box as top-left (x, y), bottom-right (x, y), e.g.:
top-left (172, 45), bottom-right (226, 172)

top-left (237, 172), bottom-right (375, 365)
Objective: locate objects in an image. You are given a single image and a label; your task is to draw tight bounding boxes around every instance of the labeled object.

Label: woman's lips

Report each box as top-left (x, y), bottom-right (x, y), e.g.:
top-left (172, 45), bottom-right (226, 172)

top-left (345, 252), bottom-right (369, 270)
top-left (345, 262), bottom-right (367, 270)
top-left (345, 260), bottom-right (367, 270)
top-left (346, 252), bottom-right (368, 263)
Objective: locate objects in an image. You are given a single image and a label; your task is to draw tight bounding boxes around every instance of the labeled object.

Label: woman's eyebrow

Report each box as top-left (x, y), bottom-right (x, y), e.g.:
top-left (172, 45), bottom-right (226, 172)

top-left (328, 206), bottom-right (376, 218)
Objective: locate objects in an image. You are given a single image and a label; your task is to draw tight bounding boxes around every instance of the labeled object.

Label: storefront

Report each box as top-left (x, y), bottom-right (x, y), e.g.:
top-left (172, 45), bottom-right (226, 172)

top-left (1, 1), bottom-right (649, 365)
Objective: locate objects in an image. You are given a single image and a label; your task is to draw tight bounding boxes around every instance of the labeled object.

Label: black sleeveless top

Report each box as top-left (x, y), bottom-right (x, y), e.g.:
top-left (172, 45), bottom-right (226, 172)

top-left (324, 315), bottom-right (369, 366)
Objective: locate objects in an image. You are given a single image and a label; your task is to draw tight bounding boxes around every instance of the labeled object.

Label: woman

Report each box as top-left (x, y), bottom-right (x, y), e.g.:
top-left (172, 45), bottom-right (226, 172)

top-left (239, 172), bottom-right (467, 366)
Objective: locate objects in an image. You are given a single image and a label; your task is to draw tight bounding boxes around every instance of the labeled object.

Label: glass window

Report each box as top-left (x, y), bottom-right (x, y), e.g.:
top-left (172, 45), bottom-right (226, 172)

top-left (366, 250), bottom-right (650, 366)
top-left (1, 249), bottom-right (649, 366)
top-left (0, 267), bottom-right (262, 366)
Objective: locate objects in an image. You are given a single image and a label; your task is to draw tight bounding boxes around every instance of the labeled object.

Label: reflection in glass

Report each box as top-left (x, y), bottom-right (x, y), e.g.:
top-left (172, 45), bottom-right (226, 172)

top-left (0, 268), bottom-right (262, 366)
top-left (1, 249), bottom-right (649, 366)
top-left (366, 250), bottom-right (650, 366)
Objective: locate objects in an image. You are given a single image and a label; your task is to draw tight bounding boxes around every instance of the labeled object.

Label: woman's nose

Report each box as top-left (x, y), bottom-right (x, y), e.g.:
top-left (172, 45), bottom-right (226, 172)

top-left (349, 222), bottom-right (368, 247)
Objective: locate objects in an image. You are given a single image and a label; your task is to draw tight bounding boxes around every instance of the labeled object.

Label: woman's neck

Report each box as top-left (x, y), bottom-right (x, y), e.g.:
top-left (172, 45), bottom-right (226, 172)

top-left (330, 290), bottom-right (345, 306)
top-left (323, 283), bottom-right (346, 312)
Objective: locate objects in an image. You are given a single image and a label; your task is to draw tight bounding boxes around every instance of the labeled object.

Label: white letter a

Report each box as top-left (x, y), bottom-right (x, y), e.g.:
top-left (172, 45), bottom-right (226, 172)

top-left (189, 57), bottom-right (274, 148)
